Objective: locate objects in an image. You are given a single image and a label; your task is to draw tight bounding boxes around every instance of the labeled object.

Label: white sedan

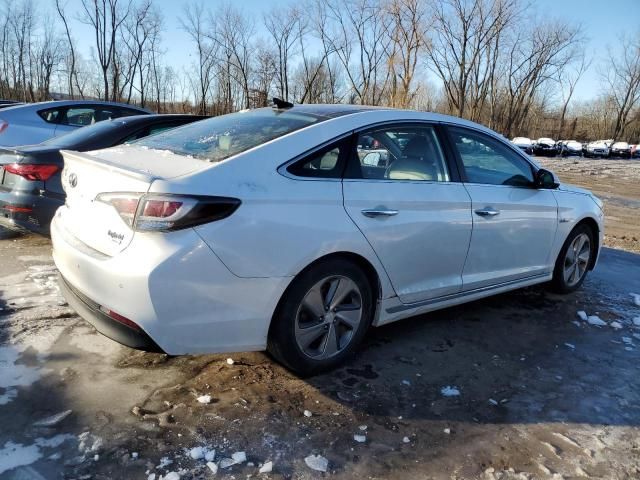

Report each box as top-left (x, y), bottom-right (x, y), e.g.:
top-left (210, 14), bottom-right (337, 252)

top-left (51, 105), bottom-right (604, 375)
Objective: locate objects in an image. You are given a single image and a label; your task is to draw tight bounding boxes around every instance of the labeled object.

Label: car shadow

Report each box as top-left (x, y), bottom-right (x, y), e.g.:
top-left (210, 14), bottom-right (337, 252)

top-left (305, 247), bottom-right (640, 427)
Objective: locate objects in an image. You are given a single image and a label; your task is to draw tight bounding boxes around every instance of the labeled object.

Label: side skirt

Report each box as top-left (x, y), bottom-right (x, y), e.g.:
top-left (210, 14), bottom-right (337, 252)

top-left (375, 273), bottom-right (552, 326)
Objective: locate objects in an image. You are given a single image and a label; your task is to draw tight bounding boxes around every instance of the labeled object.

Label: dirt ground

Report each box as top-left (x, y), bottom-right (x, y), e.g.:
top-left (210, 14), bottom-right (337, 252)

top-left (1, 159), bottom-right (640, 480)
top-left (536, 157), bottom-right (640, 253)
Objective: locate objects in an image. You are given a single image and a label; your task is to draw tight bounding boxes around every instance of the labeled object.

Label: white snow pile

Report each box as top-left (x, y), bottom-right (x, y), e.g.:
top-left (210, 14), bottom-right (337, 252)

top-left (305, 454), bottom-right (329, 472)
top-left (631, 293), bottom-right (640, 307)
top-left (33, 410), bottom-right (73, 427)
top-left (0, 435), bottom-right (74, 474)
top-left (610, 321), bottom-right (623, 330)
top-left (186, 446), bottom-right (215, 462)
top-left (441, 386), bottom-right (460, 397)
top-left (633, 317), bottom-right (640, 327)
top-left (353, 434), bottom-right (366, 443)
top-left (259, 461), bottom-right (273, 473)
top-left (196, 395), bottom-right (212, 404)
top-left (303, 410), bottom-right (312, 418)
top-left (577, 310), bottom-right (607, 327)
top-left (219, 451), bottom-right (247, 469)
top-left (77, 432), bottom-right (103, 456)
top-left (0, 345), bottom-right (43, 405)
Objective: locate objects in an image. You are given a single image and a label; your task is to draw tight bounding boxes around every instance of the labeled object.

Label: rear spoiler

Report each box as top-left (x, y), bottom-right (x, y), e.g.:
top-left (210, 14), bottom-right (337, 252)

top-left (61, 149), bottom-right (157, 182)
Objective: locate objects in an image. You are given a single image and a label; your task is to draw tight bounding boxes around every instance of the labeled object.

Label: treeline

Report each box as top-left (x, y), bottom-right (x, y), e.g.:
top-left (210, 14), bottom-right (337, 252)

top-left (0, 0), bottom-right (639, 141)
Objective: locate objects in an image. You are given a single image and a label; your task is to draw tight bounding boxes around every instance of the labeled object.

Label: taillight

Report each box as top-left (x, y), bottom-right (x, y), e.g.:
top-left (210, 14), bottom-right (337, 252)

top-left (5, 163), bottom-right (59, 181)
top-left (95, 193), bottom-right (240, 232)
top-left (0, 120), bottom-right (7, 134)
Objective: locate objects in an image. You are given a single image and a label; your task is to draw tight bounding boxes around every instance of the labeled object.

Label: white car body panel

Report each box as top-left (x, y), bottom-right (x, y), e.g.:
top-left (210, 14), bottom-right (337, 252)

top-left (51, 107), bottom-right (605, 355)
top-left (461, 184), bottom-right (558, 290)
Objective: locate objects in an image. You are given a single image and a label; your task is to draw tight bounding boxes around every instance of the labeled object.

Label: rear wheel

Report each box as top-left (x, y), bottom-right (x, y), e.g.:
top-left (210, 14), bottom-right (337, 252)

top-left (550, 224), bottom-right (594, 293)
top-left (267, 258), bottom-right (373, 376)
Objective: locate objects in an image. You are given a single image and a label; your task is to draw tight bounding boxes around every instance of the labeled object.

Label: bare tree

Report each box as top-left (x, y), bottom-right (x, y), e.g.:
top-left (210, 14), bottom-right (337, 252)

top-left (55, 0), bottom-right (84, 98)
top-left (385, 0), bottom-right (427, 108)
top-left (556, 53), bottom-right (590, 138)
top-left (79, 0), bottom-right (132, 101)
top-left (180, 1), bottom-right (216, 114)
top-left (264, 5), bottom-right (304, 102)
top-left (603, 34), bottom-right (640, 140)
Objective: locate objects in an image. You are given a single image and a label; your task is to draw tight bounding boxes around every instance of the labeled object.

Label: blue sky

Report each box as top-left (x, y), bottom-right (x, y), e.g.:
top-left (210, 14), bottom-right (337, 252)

top-left (64, 0), bottom-right (639, 102)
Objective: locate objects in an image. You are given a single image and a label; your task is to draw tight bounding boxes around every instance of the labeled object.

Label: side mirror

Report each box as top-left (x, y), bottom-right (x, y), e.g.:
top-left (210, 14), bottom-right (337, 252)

top-left (534, 168), bottom-right (560, 189)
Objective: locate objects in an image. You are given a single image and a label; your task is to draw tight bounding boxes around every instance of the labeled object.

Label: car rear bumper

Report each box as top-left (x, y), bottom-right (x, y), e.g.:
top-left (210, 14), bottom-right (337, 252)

top-left (0, 188), bottom-right (62, 235)
top-left (58, 273), bottom-right (163, 352)
top-left (51, 212), bottom-right (290, 355)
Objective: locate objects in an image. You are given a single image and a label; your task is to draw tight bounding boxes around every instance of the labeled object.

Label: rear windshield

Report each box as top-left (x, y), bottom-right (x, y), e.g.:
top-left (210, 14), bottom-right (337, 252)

top-left (41, 120), bottom-right (124, 148)
top-left (134, 108), bottom-right (322, 162)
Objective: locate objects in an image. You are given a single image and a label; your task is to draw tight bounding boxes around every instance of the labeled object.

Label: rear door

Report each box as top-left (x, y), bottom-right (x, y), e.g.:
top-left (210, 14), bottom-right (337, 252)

top-left (342, 123), bottom-right (472, 304)
top-left (446, 126), bottom-right (558, 291)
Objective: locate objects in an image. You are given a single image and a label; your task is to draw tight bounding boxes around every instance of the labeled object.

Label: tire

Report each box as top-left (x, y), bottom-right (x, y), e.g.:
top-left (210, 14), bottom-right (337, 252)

top-left (550, 224), bottom-right (595, 294)
top-left (267, 258), bottom-right (374, 376)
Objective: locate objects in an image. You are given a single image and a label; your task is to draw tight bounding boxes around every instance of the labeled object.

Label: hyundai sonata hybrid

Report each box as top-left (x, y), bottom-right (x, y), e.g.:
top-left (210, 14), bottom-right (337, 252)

top-left (51, 104), bottom-right (604, 375)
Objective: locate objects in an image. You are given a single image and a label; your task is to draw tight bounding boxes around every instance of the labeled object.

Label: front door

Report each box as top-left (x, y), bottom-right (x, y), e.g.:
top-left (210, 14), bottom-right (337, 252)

top-left (446, 126), bottom-right (558, 291)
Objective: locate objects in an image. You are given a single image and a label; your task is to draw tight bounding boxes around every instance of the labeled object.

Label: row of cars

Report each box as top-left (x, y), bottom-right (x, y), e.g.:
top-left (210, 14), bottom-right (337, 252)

top-left (0, 99), bottom-right (207, 235)
top-left (512, 137), bottom-right (639, 158)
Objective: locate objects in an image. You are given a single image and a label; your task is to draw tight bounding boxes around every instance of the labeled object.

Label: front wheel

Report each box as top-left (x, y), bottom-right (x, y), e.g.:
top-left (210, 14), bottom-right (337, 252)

top-left (267, 259), bottom-right (373, 376)
top-left (550, 225), bottom-right (594, 293)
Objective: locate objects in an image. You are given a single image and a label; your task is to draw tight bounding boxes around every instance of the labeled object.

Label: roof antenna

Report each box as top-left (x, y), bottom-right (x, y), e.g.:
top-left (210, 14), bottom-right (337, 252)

top-left (273, 97), bottom-right (294, 109)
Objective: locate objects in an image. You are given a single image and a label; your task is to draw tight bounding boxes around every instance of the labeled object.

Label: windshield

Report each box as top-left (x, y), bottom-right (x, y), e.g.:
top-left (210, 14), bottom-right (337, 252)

top-left (41, 120), bottom-right (123, 148)
top-left (135, 108), bottom-right (322, 162)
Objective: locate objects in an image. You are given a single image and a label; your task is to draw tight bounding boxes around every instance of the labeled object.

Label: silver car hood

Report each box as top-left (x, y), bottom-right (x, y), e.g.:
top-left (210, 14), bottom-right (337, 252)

top-left (558, 183), bottom-right (592, 195)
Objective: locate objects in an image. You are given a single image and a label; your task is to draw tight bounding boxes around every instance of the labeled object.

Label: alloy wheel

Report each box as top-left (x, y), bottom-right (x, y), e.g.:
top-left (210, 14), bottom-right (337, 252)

top-left (563, 233), bottom-right (591, 287)
top-left (294, 275), bottom-right (363, 360)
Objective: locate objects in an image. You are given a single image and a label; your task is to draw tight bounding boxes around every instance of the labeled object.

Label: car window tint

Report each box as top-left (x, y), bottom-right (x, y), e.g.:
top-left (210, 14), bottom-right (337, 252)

top-left (38, 108), bottom-right (61, 124)
top-left (354, 125), bottom-right (450, 182)
top-left (449, 127), bottom-right (534, 187)
top-left (287, 143), bottom-right (344, 178)
top-left (135, 109), bottom-right (323, 162)
top-left (61, 107), bottom-right (97, 126)
top-left (148, 124), bottom-right (178, 136)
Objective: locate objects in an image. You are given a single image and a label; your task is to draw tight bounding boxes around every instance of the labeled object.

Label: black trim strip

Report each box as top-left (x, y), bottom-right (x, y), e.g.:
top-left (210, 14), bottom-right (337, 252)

top-left (386, 272), bottom-right (550, 314)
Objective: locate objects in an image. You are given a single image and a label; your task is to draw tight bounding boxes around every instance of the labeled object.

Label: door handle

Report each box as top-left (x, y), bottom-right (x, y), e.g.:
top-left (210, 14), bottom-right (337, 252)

top-left (361, 208), bottom-right (399, 218)
top-left (474, 208), bottom-right (500, 217)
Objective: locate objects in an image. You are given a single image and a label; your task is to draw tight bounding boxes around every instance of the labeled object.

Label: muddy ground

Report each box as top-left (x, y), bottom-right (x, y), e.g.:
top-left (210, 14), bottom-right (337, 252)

top-left (1, 158), bottom-right (640, 480)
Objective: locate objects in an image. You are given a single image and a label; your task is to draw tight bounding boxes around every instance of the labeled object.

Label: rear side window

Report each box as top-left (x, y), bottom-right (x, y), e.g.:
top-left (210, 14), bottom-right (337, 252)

top-left (449, 127), bottom-right (534, 187)
top-left (38, 108), bottom-right (61, 124)
top-left (287, 140), bottom-right (347, 178)
top-left (61, 107), bottom-right (97, 126)
top-left (135, 108), bottom-right (324, 162)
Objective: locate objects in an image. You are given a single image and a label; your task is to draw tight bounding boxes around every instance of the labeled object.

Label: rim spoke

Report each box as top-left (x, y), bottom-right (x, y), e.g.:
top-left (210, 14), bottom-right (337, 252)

top-left (328, 278), bottom-right (354, 310)
top-left (296, 323), bottom-right (326, 349)
top-left (578, 251), bottom-right (590, 264)
top-left (336, 308), bottom-right (361, 329)
top-left (302, 285), bottom-right (326, 320)
top-left (570, 263), bottom-right (580, 283)
top-left (322, 323), bottom-right (339, 357)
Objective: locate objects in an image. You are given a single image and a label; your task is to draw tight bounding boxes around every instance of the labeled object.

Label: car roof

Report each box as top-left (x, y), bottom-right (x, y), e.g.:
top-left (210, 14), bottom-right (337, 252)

top-left (0, 100), bottom-right (152, 114)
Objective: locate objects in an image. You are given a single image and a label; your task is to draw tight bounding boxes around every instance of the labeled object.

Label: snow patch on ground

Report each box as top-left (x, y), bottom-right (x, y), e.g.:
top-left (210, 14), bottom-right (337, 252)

top-left (441, 386), bottom-right (460, 397)
top-left (0, 435), bottom-right (74, 474)
top-left (0, 345), bottom-right (42, 405)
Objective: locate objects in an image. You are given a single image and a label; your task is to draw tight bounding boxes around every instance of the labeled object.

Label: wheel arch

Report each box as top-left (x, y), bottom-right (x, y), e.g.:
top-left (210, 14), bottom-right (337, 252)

top-left (269, 251), bottom-right (383, 334)
top-left (573, 216), bottom-right (600, 270)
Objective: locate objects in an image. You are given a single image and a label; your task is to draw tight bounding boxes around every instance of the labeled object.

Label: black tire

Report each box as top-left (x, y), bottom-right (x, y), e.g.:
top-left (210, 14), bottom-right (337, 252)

top-left (550, 224), bottom-right (595, 294)
top-left (267, 258), bottom-right (374, 376)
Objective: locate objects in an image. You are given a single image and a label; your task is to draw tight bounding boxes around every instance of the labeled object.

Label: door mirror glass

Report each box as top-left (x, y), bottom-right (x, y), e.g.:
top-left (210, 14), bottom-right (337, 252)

top-left (535, 168), bottom-right (560, 189)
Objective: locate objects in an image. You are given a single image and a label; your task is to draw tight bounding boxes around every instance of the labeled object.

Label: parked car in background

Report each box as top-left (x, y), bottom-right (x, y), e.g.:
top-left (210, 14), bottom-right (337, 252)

top-left (0, 100), bottom-right (23, 110)
top-left (51, 105), bottom-right (604, 375)
top-left (609, 141), bottom-right (631, 158)
top-left (559, 140), bottom-right (583, 157)
top-left (511, 137), bottom-right (533, 154)
top-left (584, 140), bottom-right (610, 158)
top-left (533, 137), bottom-right (558, 157)
top-left (0, 100), bottom-right (151, 147)
top-left (0, 114), bottom-right (206, 235)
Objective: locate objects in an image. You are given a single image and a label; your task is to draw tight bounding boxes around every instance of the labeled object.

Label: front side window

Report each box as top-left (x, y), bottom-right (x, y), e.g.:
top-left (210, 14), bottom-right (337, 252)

top-left (352, 124), bottom-right (450, 182)
top-left (135, 108), bottom-right (324, 163)
top-left (449, 127), bottom-right (534, 187)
